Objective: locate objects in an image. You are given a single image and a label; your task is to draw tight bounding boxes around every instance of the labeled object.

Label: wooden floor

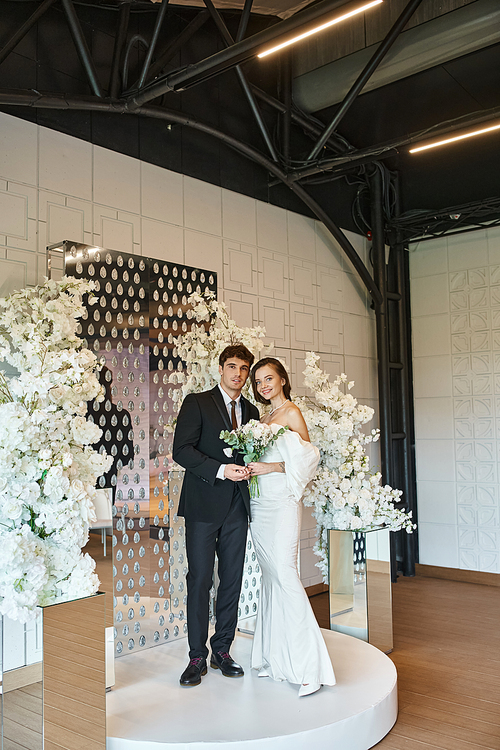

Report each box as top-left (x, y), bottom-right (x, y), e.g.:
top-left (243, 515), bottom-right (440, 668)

top-left (2, 681), bottom-right (42, 750)
top-left (310, 575), bottom-right (500, 750)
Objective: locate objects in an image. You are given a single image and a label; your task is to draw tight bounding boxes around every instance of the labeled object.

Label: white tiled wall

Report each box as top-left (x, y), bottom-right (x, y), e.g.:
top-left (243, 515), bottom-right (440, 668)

top-left (411, 228), bottom-right (500, 574)
top-left (0, 111), bottom-right (379, 588)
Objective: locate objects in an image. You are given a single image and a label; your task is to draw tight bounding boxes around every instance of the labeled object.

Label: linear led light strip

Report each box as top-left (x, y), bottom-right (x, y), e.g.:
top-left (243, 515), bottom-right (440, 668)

top-left (410, 122), bottom-right (500, 153)
top-left (257, 0), bottom-right (383, 58)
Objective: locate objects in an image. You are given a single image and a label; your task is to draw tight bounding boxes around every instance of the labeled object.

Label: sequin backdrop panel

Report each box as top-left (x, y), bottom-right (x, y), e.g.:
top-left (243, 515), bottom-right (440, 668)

top-left (62, 242), bottom-right (218, 654)
top-left (65, 243), bottom-right (151, 654)
top-left (149, 261), bottom-right (216, 642)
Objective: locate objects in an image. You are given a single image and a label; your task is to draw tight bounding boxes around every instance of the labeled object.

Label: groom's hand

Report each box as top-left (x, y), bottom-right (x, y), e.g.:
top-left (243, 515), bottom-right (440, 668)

top-left (224, 464), bottom-right (250, 482)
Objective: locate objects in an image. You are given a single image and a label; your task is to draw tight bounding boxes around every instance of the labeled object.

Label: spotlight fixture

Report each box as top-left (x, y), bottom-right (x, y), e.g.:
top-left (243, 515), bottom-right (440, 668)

top-left (409, 120), bottom-right (500, 153)
top-left (257, 0), bottom-right (383, 59)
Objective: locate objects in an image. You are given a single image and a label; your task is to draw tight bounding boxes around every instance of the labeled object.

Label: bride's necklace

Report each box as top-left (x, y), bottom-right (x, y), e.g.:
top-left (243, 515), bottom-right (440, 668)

top-left (269, 399), bottom-right (289, 416)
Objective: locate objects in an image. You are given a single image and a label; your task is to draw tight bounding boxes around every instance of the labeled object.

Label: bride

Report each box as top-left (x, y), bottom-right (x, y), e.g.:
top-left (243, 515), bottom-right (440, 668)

top-left (247, 357), bottom-right (336, 697)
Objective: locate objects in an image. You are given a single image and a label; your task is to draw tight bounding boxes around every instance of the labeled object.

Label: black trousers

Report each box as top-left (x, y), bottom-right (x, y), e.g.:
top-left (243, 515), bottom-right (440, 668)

top-left (185, 486), bottom-right (248, 660)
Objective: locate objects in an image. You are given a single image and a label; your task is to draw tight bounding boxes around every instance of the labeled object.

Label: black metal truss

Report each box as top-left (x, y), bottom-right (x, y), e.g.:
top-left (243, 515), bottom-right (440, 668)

top-left (388, 197), bottom-right (500, 244)
top-left (0, 0), bottom-right (393, 299)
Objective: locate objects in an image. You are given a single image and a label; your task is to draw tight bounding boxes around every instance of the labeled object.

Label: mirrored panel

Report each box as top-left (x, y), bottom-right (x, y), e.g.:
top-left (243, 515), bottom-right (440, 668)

top-left (1, 614), bottom-right (43, 750)
top-left (57, 242), bottom-right (217, 656)
top-left (328, 528), bottom-right (393, 653)
top-left (1, 593), bottom-right (106, 750)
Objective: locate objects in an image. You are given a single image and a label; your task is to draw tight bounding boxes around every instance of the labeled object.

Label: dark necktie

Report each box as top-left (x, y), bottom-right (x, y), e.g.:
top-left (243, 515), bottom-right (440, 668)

top-left (230, 400), bottom-right (238, 430)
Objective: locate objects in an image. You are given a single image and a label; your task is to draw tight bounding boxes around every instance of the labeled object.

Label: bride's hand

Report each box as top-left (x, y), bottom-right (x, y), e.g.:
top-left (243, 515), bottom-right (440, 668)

top-left (247, 462), bottom-right (272, 476)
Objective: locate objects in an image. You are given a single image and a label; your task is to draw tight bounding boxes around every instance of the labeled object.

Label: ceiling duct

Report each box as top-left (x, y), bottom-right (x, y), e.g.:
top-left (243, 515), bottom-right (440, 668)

top-left (293, 0), bottom-right (500, 113)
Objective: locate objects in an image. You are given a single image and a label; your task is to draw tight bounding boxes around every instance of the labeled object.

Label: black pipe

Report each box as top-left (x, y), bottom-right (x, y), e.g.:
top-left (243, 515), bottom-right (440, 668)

top-left (61, 0), bottom-right (103, 98)
top-left (287, 104), bottom-right (500, 184)
top-left (202, 0), bottom-right (278, 161)
top-left (0, 0), bottom-right (56, 66)
top-left (236, 0), bottom-right (254, 42)
top-left (235, 68), bottom-right (279, 161)
top-left (252, 86), bottom-right (347, 156)
top-left (370, 168), bottom-right (397, 581)
top-left (268, 148), bottom-right (399, 187)
top-left (284, 145), bottom-right (400, 184)
top-left (123, 35), bottom-right (148, 91)
top-left (281, 52), bottom-right (291, 165)
top-left (308, 0), bottom-right (424, 160)
top-left (146, 11), bottom-right (210, 82)
top-left (370, 169), bottom-right (391, 484)
top-left (393, 173), bottom-right (417, 576)
top-left (0, 88), bottom-right (381, 305)
top-left (126, 0), bottom-right (357, 108)
top-left (109, 1), bottom-right (131, 99)
top-left (137, 0), bottom-right (170, 90)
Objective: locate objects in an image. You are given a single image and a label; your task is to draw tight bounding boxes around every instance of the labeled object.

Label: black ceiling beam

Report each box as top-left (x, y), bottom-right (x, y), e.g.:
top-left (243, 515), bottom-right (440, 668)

top-left (388, 196), bottom-right (500, 242)
top-left (281, 52), bottom-right (291, 165)
top-left (0, 88), bottom-right (382, 306)
top-left (251, 86), bottom-right (348, 155)
top-left (0, 0), bottom-right (57, 67)
top-left (202, 0), bottom-right (278, 161)
top-left (235, 0), bottom-right (254, 42)
top-left (288, 104), bottom-right (500, 182)
top-left (125, 0), bottom-right (355, 109)
top-left (308, 0), bottom-right (424, 161)
top-left (136, 0), bottom-right (169, 90)
top-left (109, 1), bottom-right (132, 98)
top-left (144, 10), bottom-right (210, 83)
top-left (61, 0), bottom-right (103, 98)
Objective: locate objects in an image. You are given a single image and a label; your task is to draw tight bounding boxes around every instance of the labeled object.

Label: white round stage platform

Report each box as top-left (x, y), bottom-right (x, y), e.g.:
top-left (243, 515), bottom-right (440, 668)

top-left (106, 629), bottom-right (397, 750)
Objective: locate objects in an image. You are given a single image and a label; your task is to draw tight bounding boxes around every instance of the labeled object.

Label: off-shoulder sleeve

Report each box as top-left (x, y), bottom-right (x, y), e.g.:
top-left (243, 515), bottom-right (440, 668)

top-left (278, 430), bottom-right (320, 501)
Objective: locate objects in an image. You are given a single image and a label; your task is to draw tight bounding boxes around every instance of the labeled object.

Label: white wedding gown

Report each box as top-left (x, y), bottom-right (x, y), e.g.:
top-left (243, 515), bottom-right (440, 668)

top-left (250, 427), bottom-right (336, 687)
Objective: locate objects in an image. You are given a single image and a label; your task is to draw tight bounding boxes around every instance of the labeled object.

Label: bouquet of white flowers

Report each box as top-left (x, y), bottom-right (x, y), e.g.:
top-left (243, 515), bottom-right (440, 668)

top-left (220, 420), bottom-right (288, 498)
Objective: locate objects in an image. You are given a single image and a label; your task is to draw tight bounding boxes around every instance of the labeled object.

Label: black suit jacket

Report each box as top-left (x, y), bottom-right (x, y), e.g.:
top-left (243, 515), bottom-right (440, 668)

top-left (172, 386), bottom-right (260, 525)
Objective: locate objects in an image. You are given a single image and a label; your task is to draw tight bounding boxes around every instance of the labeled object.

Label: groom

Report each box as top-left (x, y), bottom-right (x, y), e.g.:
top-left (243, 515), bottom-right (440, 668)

top-left (172, 343), bottom-right (260, 687)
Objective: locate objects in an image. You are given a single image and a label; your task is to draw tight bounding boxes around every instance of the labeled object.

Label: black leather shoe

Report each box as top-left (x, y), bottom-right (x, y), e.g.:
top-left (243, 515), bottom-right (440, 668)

top-left (210, 650), bottom-right (244, 677)
top-left (180, 657), bottom-right (207, 687)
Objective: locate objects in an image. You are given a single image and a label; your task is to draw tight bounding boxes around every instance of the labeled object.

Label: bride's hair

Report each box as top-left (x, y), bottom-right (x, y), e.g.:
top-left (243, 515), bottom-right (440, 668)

top-left (251, 357), bottom-right (292, 405)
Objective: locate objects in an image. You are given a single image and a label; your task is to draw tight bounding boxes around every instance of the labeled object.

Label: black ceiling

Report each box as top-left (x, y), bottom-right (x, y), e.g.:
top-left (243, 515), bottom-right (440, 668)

top-left (315, 38), bottom-right (500, 215)
top-left (1, 0), bottom-right (500, 239)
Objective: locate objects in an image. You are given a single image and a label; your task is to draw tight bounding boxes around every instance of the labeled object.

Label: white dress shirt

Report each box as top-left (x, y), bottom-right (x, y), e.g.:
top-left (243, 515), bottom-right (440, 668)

top-left (217, 385), bottom-right (242, 480)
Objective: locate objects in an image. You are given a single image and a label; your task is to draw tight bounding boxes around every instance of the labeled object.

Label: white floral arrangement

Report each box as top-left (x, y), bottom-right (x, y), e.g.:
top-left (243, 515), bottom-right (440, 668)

top-left (172, 292), bottom-right (415, 580)
top-left (0, 277), bottom-right (112, 622)
top-left (168, 291), bottom-right (272, 415)
top-left (297, 353), bottom-right (415, 580)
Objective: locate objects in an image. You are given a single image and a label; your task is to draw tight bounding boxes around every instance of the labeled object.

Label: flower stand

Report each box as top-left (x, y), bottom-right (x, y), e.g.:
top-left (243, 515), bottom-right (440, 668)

top-left (328, 528), bottom-right (393, 653)
top-left (1, 592), bottom-right (106, 750)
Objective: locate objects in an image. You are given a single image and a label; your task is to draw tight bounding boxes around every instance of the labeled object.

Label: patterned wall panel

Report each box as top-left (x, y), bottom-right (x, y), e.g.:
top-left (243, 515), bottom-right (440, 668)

top-left (450, 266), bottom-right (500, 572)
top-left (60, 242), bottom-right (217, 655)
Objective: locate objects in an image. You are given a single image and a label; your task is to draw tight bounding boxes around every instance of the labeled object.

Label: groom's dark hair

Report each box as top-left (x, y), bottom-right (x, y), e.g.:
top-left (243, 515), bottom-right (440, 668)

top-left (219, 344), bottom-right (255, 367)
